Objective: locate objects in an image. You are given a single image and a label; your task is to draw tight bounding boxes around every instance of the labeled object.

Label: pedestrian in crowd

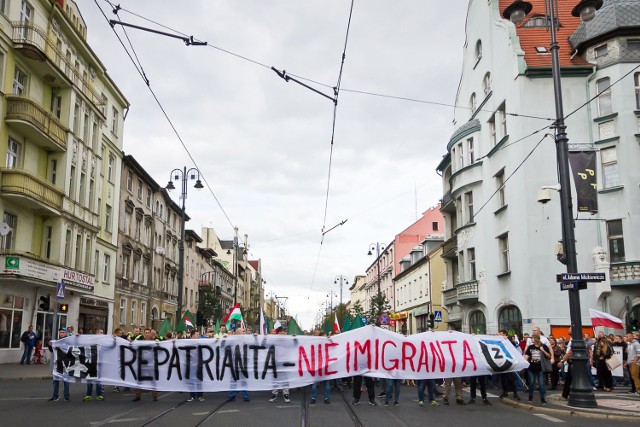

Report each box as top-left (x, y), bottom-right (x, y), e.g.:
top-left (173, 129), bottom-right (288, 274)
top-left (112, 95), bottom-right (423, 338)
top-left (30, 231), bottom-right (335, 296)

top-left (127, 327), bottom-right (142, 341)
top-left (187, 330), bottom-right (205, 402)
top-left (559, 327), bottom-right (574, 400)
top-left (227, 327), bottom-right (250, 403)
top-left (384, 378), bottom-right (401, 406)
top-left (442, 376), bottom-right (466, 405)
top-left (20, 325), bottom-right (36, 365)
top-left (623, 332), bottom-right (640, 395)
top-left (352, 375), bottom-right (376, 406)
top-left (611, 335), bottom-right (627, 387)
top-left (549, 337), bottom-right (564, 390)
top-left (310, 379), bottom-right (331, 404)
top-left (498, 330), bottom-right (521, 400)
top-left (47, 328), bottom-right (70, 402)
top-left (524, 334), bottom-right (551, 405)
top-left (593, 337), bottom-right (614, 391)
top-left (66, 326), bottom-right (75, 336)
top-left (132, 328), bottom-right (159, 402)
top-left (468, 374), bottom-right (491, 405)
top-left (416, 379), bottom-right (438, 406)
top-left (84, 329), bottom-right (105, 401)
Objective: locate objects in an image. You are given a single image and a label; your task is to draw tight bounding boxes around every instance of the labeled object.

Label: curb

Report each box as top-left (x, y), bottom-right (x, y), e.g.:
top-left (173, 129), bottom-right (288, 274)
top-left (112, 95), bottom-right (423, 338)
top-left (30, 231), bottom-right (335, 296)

top-left (0, 376), bottom-right (53, 381)
top-left (500, 396), bottom-right (638, 421)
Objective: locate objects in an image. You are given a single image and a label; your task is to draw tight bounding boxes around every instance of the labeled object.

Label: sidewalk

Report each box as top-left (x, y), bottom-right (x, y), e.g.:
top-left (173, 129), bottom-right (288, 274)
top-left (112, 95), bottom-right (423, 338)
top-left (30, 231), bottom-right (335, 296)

top-left (0, 363), bottom-right (53, 380)
top-left (501, 388), bottom-right (640, 421)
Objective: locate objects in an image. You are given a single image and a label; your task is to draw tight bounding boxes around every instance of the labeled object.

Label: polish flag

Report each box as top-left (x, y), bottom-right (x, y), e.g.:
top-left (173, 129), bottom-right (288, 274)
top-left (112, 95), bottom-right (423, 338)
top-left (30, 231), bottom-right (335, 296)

top-left (333, 313), bottom-right (341, 334)
top-left (589, 308), bottom-right (624, 330)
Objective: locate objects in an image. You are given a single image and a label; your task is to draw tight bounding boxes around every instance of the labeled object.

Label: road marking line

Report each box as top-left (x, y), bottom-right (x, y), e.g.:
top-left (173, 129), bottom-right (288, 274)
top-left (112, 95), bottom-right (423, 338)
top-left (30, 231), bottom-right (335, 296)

top-left (217, 409), bottom-right (240, 414)
top-left (533, 413), bottom-right (565, 423)
top-left (276, 405), bottom-right (298, 409)
top-left (192, 412), bottom-right (210, 415)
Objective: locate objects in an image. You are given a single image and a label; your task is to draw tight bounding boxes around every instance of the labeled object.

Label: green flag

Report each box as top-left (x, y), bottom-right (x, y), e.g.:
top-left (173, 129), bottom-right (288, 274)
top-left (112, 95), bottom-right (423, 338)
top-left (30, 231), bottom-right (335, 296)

top-left (323, 319), bottom-right (331, 335)
top-left (176, 309), bottom-right (195, 333)
top-left (158, 318), bottom-right (172, 338)
top-left (351, 314), bottom-right (365, 330)
top-left (287, 316), bottom-right (304, 335)
top-left (215, 318), bottom-right (221, 334)
top-left (343, 313), bottom-right (352, 332)
top-left (265, 314), bottom-right (270, 334)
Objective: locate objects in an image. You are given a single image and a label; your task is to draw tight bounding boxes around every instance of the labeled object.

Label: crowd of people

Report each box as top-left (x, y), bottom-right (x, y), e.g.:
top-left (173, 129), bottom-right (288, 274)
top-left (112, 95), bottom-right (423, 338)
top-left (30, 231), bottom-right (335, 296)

top-left (26, 323), bottom-right (640, 406)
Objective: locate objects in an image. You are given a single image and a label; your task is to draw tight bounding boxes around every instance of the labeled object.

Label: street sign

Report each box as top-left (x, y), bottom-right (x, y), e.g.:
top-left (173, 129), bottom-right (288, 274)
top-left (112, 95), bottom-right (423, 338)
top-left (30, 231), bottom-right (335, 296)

top-left (389, 319), bottom-right (396, 327)
top-left (378, 313), bottom-right (390, 325)
top-left (560, 282), bottom-right (578, 291)
top-left (556, 273), bottom-right (605, 282)
top-left (56, 281), bottom-right (65, 299)
top-left (434, 310), bottom-right (443, 323)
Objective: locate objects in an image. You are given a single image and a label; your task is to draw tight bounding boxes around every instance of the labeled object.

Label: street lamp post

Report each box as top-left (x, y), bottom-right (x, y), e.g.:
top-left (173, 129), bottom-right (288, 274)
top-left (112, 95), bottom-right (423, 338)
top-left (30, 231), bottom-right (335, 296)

top-left (334, 275), bottom-right (349, 307)
top-left (502, 0), bottom-right (601, 409)
top-left (166, 167), bottom-right (203, 327)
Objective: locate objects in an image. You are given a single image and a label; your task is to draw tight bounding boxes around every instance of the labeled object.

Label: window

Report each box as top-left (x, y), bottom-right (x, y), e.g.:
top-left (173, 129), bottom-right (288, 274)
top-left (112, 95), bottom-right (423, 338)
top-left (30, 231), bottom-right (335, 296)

top-left (470, 92), bottom-right (477, 113)
top-left (0, 293), bottom-right (25, 349)
top-left (498, 306), bottom-right (522, 338)
top-left (92, 120), bottom-right (98, 151)
top-left (523, 15), bottom-right (547, 27)
top-left (78, 172), bottom-right (85, 206)
top-left (105, 204), bottom-right (112, 232)
top-left (83, 112), bottom-right (89, 142)
top-left (94, 250), bottom-right (99, 278)
top-left (126, 171), bottom-right (133, 192)
top-left (432, 221), bottom-right (439, 232)
top-left (488, 103), bottom-right (507, 146)
top-left (468, 248), bottom-right (476, 281)
top-left (130, 300), bottom-right (137, 326)
top-left (457, 141), bottom-right (464, 169)
top-left (140, 302), bottom-right (147, 327)
top-left (74, 233), bottom-right (82, 269)
top-left (124, 211), bottom-right (131, 235)
top-left (50, 94), bottom-right (62, 119)
top-left (635, 73), bottom-right (640, 110)
top-left (107, 154), bottom-right (114, 182)
top-left (596, 77), bottom-right (612, 116)
top-left (467, 137), bottom-right (475, 164)
top-left (137, 178), bottom-right (143, 200)
top-left (122, 254), bottom-right (129, 279)
top-left (629, 40), bottom-right (640, 51)
top-left (73, 102), bottom-right (80, 134)
top-left (594, 44), bottom-right (608, 58)
top-left (496, 169), bottom-right (506, 208)
top-left (133, 258), bottom-right (140, 283)
top-left (84, 237), bottom-right (91, 272)
top-left (489, 115), bottom-right (497, 146)
top-left (146, 187), bottom-right (151, 208)
top-left (483, 72), bottom-right (491, 96)
top-left (143, 260), bottom-right (149, 286)
top-left (498, 233), bottom-right (510, 273)
top-left (469, 310), bottom-right (486, 334)
top-left (49, 159), bottom-right (57, 185)
top-left (607, 220), bottom-right (625, 263)
top-left (465, 191), bottom-right (474, 222)
top-left (88, 178), bottom-right (95, 211)
top-left (6, 138), bottom-right (20, 169)
top-left (103, 254), bottom-right (110, 282)
top-left (1, 212), bottom-right (17, 250)
top-left (111, 107), bottom-right (118, 134)
top-left (64, 229), bottom-right (71, 265)
top-left (68, 165), bottom-right (76, 200)
top-left (44, 226), bottom-right (52, 259)
top-left (119, 298), bottom-right (126, 325)
top-left (12, 67), bottom-right (27, 95)
top-left (601, 147), bottom-right (620, 188)
top-left (475, 40), bottom-right (482, 62)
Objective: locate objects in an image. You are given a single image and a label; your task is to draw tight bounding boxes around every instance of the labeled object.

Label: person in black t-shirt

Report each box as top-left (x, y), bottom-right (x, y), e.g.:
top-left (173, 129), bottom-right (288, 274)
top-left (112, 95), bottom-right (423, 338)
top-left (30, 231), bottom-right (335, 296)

top-left (524, 334), bottom-right (552, 405)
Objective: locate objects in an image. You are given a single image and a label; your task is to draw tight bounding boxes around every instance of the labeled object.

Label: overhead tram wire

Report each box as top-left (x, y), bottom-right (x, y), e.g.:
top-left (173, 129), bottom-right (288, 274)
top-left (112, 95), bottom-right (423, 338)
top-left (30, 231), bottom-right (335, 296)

top-left (93, 0), bottom-right (237, 234)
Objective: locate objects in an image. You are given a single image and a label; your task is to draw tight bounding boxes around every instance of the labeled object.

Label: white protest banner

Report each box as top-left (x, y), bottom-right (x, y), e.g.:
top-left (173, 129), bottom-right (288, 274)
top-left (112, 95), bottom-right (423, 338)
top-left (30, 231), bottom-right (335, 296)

top-left (51, 326), bottom-right (529, 392)
top-left (610, 346), bottom-right (624, 377)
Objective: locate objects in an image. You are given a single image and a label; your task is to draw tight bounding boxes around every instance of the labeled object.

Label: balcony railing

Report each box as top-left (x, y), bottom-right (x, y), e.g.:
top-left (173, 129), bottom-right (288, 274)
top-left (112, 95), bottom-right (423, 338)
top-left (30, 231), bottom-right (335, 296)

top-left (457, 281), bottom-right (479, 301)
top-left (0, 168), bottom-right (63, 213)
top-left (5, 96), bottom-right (68, 150)
top-left (11, 23), bottom-right (105, 112)
top-left (611, 261), bottom-right (640, 284)
top-left (443, 287), bottom-right (457, 306)
top-left (441, 237), bottom-right (457, 259)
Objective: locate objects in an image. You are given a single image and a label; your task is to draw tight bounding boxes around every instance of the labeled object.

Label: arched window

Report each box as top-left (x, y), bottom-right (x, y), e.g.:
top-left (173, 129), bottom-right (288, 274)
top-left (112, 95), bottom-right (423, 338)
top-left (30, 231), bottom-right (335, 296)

top-left (470, 92), bottom-right (477, 113)
top-left (483, 72), bottom-right (492, 96)
top-left (498, 305), bottom-right (522, 338)
top-left (475, 40), bottom-right (482, 62)
top-left (469, 310), bottom-right (486, 334)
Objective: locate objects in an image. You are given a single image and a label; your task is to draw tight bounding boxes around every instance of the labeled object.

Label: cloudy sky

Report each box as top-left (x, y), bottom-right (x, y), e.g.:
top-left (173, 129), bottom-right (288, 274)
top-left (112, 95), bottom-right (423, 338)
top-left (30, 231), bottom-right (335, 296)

top-left (81, 0), bottom-right (469, 329)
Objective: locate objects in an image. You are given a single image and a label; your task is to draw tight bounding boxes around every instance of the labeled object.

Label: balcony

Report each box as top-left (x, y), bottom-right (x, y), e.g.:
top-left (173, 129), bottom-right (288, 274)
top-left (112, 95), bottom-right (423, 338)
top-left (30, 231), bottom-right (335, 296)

top-left (456, 281), bottom-right (479, 301)
top-left (11, 23), bottom-right (105, 111)
top-left (441, 237), bottom-right (457, 260)
top-left (440, 190), bottom-right (455, 213)
top-left (0, 168), bottom-right (63, 215)
top-left (443, 287), bottom-right (457, 306)
top-left (611, 261), bottom-right (640, 284)
top-left (5, 96), bottom-right (68, 151)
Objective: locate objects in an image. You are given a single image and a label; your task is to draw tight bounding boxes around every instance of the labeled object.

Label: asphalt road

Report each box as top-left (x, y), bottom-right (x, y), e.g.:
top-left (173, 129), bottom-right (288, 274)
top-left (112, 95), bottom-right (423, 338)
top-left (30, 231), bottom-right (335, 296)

top-left (2, 380), bottom-right (637, 427)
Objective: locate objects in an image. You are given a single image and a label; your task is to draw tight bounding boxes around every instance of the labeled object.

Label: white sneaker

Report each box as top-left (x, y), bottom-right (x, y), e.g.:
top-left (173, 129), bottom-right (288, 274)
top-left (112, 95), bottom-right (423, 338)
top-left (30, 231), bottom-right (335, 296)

top-left (283, 394), bottom-right (291, 403)
top-left (269, 395), bottom-right (278, 403)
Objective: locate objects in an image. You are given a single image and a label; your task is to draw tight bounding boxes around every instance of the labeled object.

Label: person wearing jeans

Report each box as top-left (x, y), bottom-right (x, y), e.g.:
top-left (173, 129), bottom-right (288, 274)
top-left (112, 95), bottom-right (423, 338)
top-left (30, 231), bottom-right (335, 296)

top-left (310, 380), bottom-right (331, 404)
top-left (47, 328), bottom-right (70, 402)
top-left (417, 379), bottom-right (438, 406)
top-left (384, 378), bottom-right (401, 406)
top-left (525, 334), bottom-right (551, 405)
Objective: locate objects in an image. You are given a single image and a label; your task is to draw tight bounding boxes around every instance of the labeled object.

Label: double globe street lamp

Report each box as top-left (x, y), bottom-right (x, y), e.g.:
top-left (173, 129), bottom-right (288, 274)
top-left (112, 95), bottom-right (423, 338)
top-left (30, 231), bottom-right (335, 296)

top-left (166, 167), bottom-right (203, 328)
top-left (502, 0), bottom-right (602, 409)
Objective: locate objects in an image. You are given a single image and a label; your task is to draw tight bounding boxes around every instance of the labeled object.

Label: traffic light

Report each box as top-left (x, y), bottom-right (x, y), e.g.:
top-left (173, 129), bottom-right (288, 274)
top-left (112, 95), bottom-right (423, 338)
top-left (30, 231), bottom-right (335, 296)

top-left (58, 303), bottom-right (68, 313)
top-left (39, 295), bottom-right (50, 312)
top-left (632, 318), bottom-right (639, 332)
top-left (428, 313), bottom-right (435, 329)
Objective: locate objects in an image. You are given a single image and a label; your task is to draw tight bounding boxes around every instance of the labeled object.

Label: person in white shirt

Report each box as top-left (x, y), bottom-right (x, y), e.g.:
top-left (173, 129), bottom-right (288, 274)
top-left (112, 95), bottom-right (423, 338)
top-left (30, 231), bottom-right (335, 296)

top-left (526, 326), bottom-right (550, 347)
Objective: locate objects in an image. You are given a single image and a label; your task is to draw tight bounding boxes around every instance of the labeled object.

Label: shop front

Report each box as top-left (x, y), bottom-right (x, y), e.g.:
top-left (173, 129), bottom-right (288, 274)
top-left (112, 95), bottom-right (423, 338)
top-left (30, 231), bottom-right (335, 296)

top-left (79, 297), bottom-right (110, 333)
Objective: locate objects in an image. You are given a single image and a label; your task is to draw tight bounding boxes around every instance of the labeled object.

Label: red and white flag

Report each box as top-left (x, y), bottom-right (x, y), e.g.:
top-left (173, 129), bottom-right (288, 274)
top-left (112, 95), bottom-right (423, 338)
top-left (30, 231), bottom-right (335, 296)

top-left (589, 308), bottom-right (624, 330)
top-left (333, 313), bottom-right (341, 334)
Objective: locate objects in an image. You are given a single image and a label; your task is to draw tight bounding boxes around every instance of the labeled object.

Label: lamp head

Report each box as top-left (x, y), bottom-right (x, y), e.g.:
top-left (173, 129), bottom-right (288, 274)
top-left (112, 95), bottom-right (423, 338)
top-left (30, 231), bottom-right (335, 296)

top-left (194, 179), bottom-right (204, 189)
top-left (166, 180), bottom-right (175, 191)
top-left (571, 0), bottom-right (602, 22)
top-left (502, 0), bottom-right (532, 24)
top-left (367, 250), bottom-right (372, 256)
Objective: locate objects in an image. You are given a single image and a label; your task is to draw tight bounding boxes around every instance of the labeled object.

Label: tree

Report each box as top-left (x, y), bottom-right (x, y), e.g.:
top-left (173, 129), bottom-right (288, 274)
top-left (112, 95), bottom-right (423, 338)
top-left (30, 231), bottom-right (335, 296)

top-left (368, 293), bottom-right (391, 325)
top-left (198, 286), bottom-right (223, 329)
top-left (350, 300), bottom-right (365, 318)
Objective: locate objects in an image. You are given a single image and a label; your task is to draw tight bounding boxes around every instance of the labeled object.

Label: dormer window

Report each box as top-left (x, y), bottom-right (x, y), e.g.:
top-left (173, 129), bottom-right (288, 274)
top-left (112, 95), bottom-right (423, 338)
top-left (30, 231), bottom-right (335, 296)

top-left (594, 44), bottom-right (608, 58)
